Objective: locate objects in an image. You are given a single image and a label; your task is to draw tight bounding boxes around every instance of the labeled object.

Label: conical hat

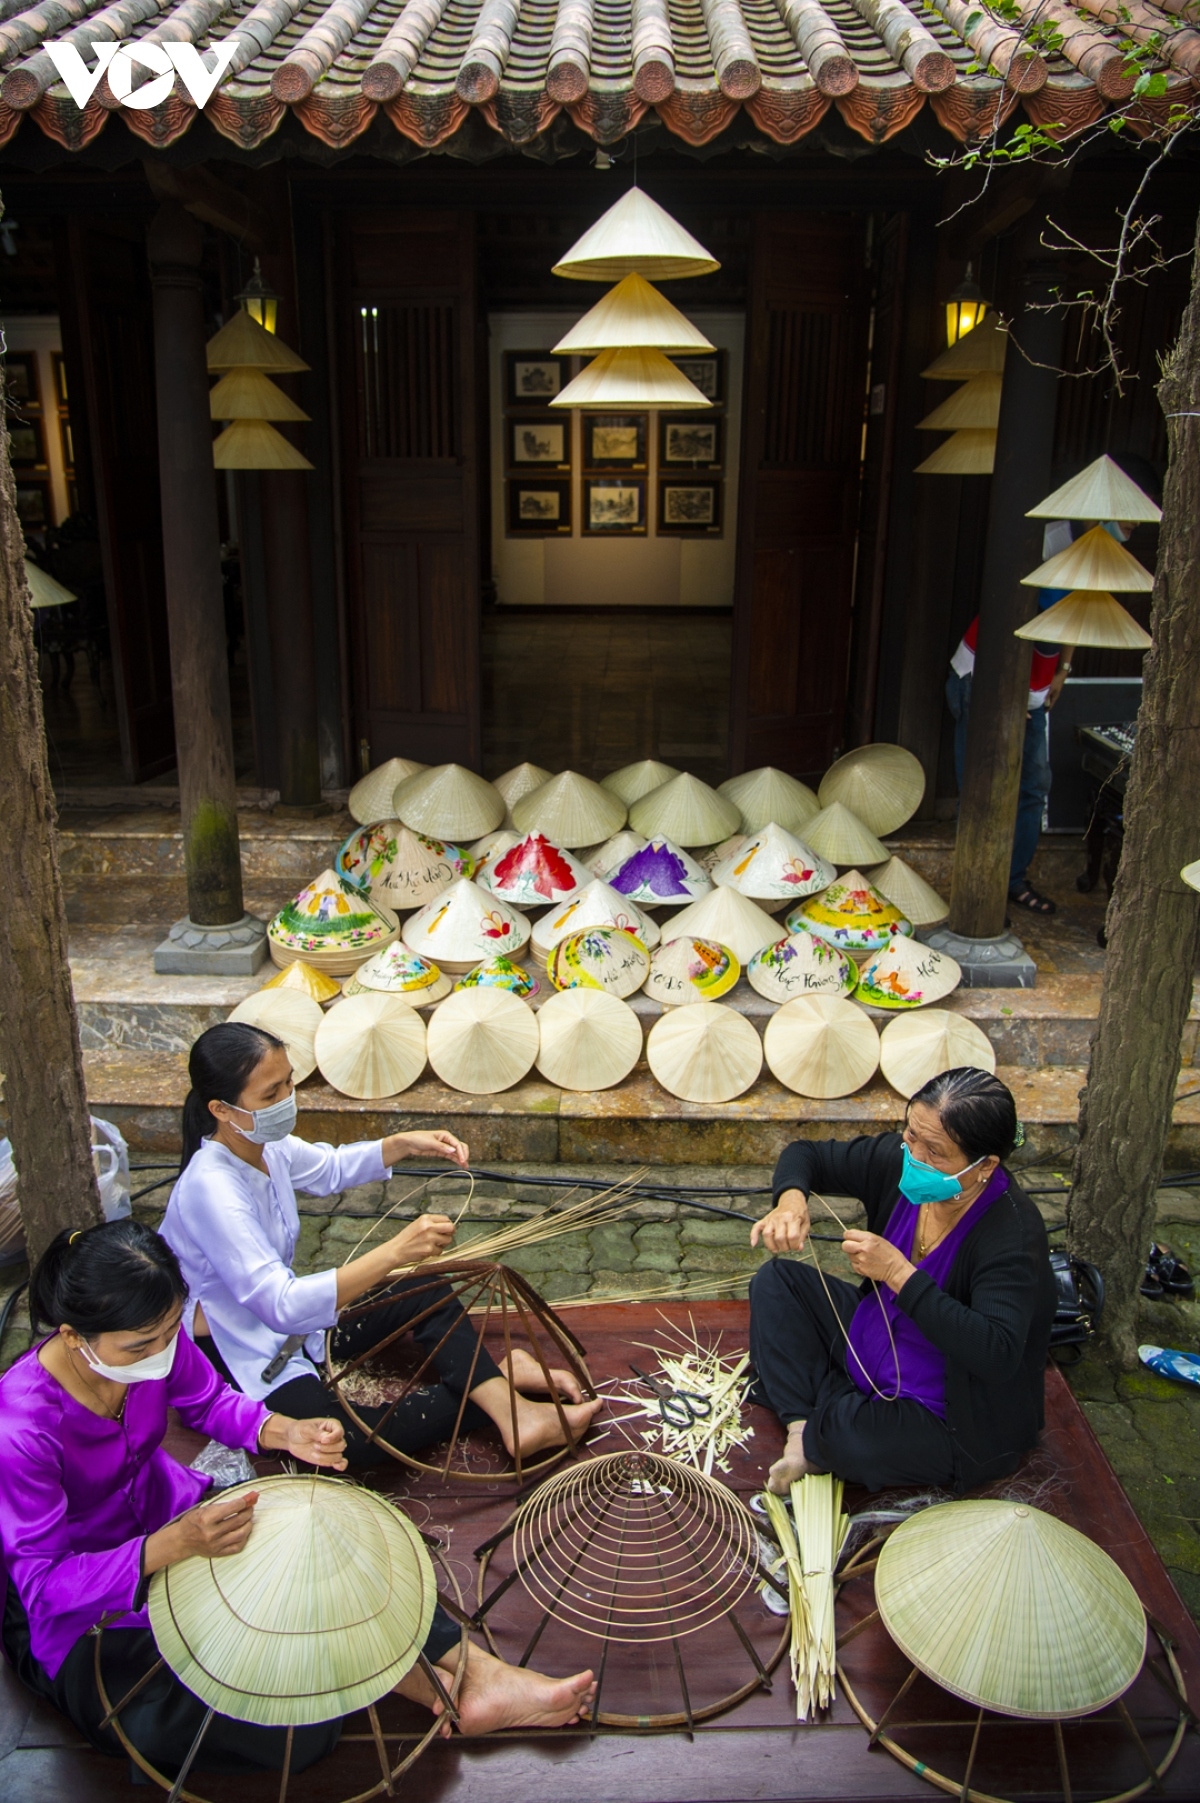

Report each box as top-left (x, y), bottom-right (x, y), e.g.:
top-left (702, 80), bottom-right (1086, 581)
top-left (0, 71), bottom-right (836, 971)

top-left (402, 877), bottom-right (530, 973)
top-left (453, 955), bottom-right (539, 1000)
top-left (267, 870), bottom-right (398, 974)
top-left (1183, 859), bottom-right (1200, 893)
top-left (717, 767), bottom-right (819, 836)
top-left (512, 770), bottom-right (627, 848)
top-left (1021, 523), bottom-right (1153, 593)
top-left (854, 935), bottom-right (961, 1009)
top-left (552, 347), bottom-right (710, 410)
top-left (875, 1499), bottom-right (1146, 1718)
top-left (24, 559), bottom-right (76, 608)
top-left (644, 936), bottom-right (740, 1006)
top-left (348, 758), bottom-right (427, 826)
top-left (914, 430), bottom-right (996, 476)
top-left (746, 931), bottom-right (856, 1004)
top-left (554, 273), bottom-right (714, 354)
top-left (879, 1009), bottom-right (996, 1098)
top-left (921, 311), bottom-right (1007, 379)
top-left (227, 989), bottom-right (322, 1083)
top-left (536, 988), bottom-right (643, 1090)
top-left (548, 926), bottom-right (652, 999)
top-left (763, 995), bottom-right (880, 1098)
top-left (149, 1475), bottom-right (435, 1728)
top-left (467, 828), bottom-right (523, 880)
top-left (646, 1003), bottom-right (762, 1104)
top-left (865, 856), bottom-right (949, 927)
top-left (791, 869), bottom-right (910, 954)
top-left (552, 188), bottom-right (720, 283)
top-left (209, 366), bottom-right (310, 423)
top-left (585, 828), bottom-right (649, 877)
top-left (205, 308), bottom-right (310, 374)
top-left (609, 837), bottom-right (712, 906)
top-left (818, 745), bottom-right (925, 836)
top-left (314, 992), bottom-right (427, 1099)
top-left (482, 832), bottom-right (590, 906)
top-left (712, 823), bottom-right (835, 903)
top-left (802, 804), bottom-right (890, 868)
top-left (917, 373), bottom-right (1002, 432)
top-left (630, 773), bottom-right (741, 847)
top-left (259, 959), bottom-right (342, 1005)
top-left (493, 761), bottom-right (554, 827)
top-left (393, 764), bottom-right (506, 839)
top-left (1014, 590), bottom-right (1151, 651)
top-left (340, 943), bottom-right (451, 1005)
top-left (531, 878), bottom-right (660, 960)
top-left (601, 759), bottom-right (681, 807)
top-left (425, 987), bottom-right (540, 1093)
top-left (697, 832), bottom-right (746, 874)
top-left (1027, 453), bottom-right (1161, 524)
top-left (658, 885), bottom-right (779, 965)
top-left (338, 824), bottom-right (469, 911)
top-left (212, 420), bottom-right (314, 472)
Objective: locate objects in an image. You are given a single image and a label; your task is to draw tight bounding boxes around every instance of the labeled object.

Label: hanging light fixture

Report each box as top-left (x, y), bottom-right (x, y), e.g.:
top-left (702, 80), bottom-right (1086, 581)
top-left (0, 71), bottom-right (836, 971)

top-left (1013, 457), bottom-right (1159, 650)
top-left (553, 273), bottom-right (714, 355)
top-left (945, 262), bottom-right (989, 347)
top-left (922, 310), bottom-right (1007, 381)
top-left (551, 347), bottom-right (711, 410)
top-left (206, 301), bottom-right (311, 470)
top-left (235, 256), bottom-right (279, 334)
top-left (1014, 590), bottom-right (1150, 651)
top-left (552, 188), bottom-right (720, 283)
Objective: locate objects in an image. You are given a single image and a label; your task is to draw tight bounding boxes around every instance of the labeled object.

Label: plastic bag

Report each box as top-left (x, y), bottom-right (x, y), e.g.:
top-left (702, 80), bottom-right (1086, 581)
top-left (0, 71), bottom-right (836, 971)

top-left (90, 1117), bottom-right (131, 1222)
top-left (190, 1440), bottom-right (258, 1490)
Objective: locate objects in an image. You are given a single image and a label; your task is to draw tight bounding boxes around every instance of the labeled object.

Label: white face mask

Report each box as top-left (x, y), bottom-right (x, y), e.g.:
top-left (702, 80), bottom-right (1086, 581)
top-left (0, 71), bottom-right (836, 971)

top-left (79, 1328), bottom-right (179, 1385)
top-left (223, 1091), bottom-right (297, 1145)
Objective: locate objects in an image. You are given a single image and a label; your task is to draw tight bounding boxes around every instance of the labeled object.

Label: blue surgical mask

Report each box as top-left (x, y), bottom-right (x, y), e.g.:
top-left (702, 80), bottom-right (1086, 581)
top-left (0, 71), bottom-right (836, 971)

top-left (224, 1092), bottom-right (297, 1145)
top-left (899, 1141), bottom-right (985, 1207)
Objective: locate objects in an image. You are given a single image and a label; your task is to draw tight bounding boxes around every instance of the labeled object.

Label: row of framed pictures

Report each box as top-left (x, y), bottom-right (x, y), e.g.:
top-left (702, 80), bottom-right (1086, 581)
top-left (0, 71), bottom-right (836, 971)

top-left (508, 411), bottom-right (723, 474)
top-left (506, 349), bottom-right (725, 409)
top-left (508, 476), bottom-right (721, 536)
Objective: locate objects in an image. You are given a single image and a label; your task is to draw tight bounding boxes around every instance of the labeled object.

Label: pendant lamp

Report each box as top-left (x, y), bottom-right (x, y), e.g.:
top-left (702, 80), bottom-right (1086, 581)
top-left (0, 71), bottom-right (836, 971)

top-left (209, 367), bottom-right (310, 423)
top-left (207, 297), bottom-right (311, 470)
top-left (921, 310), bottom-right (1007, 380)
top-left (944, 262), bottom-right (989, 347)
top-left (1026, 452), bottom-right (1161, 524)
top-left (553, 273), bottom-right (714, 355)
top-left (1020, 523), bottom-right (1153, 593)
top-left (915, 429), bottom-right (996, 476)
top-left (213, 420), bottom-right (314, 471)
top-left (235, 257), bottom-right (279, 335)
top-left (551, 347), bottom-right (711, 411)
top-left (1014, 590), bottom-right (1151, 651)
top-left (552, 188), bottom-right (720, 283)
top-left (917, 373), bottom-right (1002, 433)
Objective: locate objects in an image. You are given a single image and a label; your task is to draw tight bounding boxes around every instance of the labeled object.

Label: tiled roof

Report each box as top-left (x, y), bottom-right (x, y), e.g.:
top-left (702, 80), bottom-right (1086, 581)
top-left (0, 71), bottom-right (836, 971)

top-left (0, 0), bottom-right (1193, 155)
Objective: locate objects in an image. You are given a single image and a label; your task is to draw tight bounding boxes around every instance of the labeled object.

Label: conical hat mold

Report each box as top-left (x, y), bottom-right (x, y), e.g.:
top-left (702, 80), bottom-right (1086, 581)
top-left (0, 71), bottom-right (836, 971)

top-left (609, 837), bottom-right (713, 906)
top-left (268, 869), bottom-right (397, 974)
top-left (601, 759), bottom-right (681, 807)
top-left (493, 762), bottom-right (554, 827)
top-left (340, 944), bottom-right (451, 1005)
top-left (921, 311), bottom-right (1007, 380)
top-left (644, 937), bottom-right (740, 1007)
top-left (818, 745), bottom-right (925, 838)
top-left (879, 1009), bottom-right (996, 1099)
top-left (227, 989), bottom-right (322, 1083)
top-left (658, 885), bottom-right (779, 965)
top-left (717, 767), bottom-right (819, 836)
top-left (646, 1003), bottom-right (762, 1104)
top-left (401, 877), bottom-right (531, 973)
top-left (548, 926), bottom-right (652, 999)
top-left (712, 823), bottom-right (835, 904)
top-left (585, 828), bottom-right (649, 878)
top-left (393, 763), bottom-right (506, 840)
top-left (314, 993), bottom-right (427, 1099)
top-left (337, 823), bottom-right (469, 911)
top-left (554, 273), bottom-right (714, 354)
top-left (481, 832), bottom-right (590, 907)
top-left (453, 956), bottom-right (539, 1001)
top-left (865, 856), bottom-right (949, 928)
top-left (259, 959), bottom-right (343, 1006)
top-left (747, 931), bottom-right (856, 1004)
top-left (802, 803), bottom-right (890, 868)
top-left (1027, 453), bottom-right (1161, 524)
top-left (791, 869), bottom-right (910, 955)
top-left (536, 988), bottom-right (643, 1090)
top-left (854, 935), bottom-right (962, 1010)
top-left (630, 772), bottom-right (741, 847)
top-left (348, 758), bottom-right (427, 827)
top-left (1014, 590), bottom-right (1151, 651)
top-left (511, 770), bottom-right (627, 848)
top-left (425, 988), bottom-right (540, 1094)
top-left (552, 188), bottom-right (720, 283)
top-left (531, 878), bottom-right (659, 961)
top-left (763, 995), bottom-right (880, 1099)
top-left (1021, 523), bottom-right (1153, 593)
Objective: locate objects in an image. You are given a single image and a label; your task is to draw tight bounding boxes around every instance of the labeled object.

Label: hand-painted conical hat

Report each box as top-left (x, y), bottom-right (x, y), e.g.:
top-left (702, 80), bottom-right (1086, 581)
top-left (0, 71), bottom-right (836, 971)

top-left (512, 770), bottom-right (627, 848)
top-left (696, 832), bottom-right (746, 875)
top-left (717, 767), bottom-right (820, 836)
top-left (818, 745), bottom-right (925, 837)
top-left (763, 995), bottom-right (880, 1098)
top-left (801, 803), bottom-right (889, 868)
top-left (584, 828), bottom-right (649, 878)
top-left (493, 762), bottom-right (554, 827)
top-left (609, 837), bottom-right (713, 907)
top-left (314, 992), bottom-right (427, 1099)
top-left (259, 959), bottom-right (342, 1006)
top-left (854, 935), bottom-right (962, 1010)
top-left (481, 832), bottom-right (590, 907)
top-left (630, 772), bottom-right (741, 847)
top-left (790, 870), bottom-right (910, 955)
top-left (425, 987), bottom-right (540, 1093)
top-left (601, 759), bottom-right (681, 807)
top-left (644, 936), bottom-right (740, 1006)
top-left (348, 758), bottom-right (427, 827)
top-left (711, 823), bottom-right (835, 905)
top-left (657, 885), bottom-right (779, 966)
top-left (267, 870), bottom-right (398, 974)
top-left (467, 828), bottom-right (522, 881)
top-left (393, 763), bottom-right (506, 840)
top-left (340, 943), bottom-right (451, 1005)
top-left (531, 878), bottom-right (660, 961)
top-left (536, 988), bottom-right (643, 1091)
top-left (646, 1003), bottom-right (762, 1103)
top-left (453, 955), bottom-right (539, 1000)
top-left (747, 931), bottom-right (856, 1004)
top-left (865, 856), bottom-right (949, 927)
top-left (149, 1475), bottom-right (436, 1727)
top-left (227, 989), bottom-right (322, 1083)
top-left (337, 822), bottom-right (469, 911)
top-left (879, 1009), bottom-right (996, 1098)
top-left (548, 926), bottom-right (652, 999)
top-left (402, 877), bottom-right (531, 973)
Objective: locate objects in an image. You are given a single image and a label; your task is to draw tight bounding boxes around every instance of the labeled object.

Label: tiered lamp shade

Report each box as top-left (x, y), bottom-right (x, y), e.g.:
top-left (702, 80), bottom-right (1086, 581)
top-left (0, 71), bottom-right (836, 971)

top-left (314, 993), bottom-right (427, 1099)
top-left (914, 430), bottom-right (996, 477)
top-left (1027, 453), bottom-right (1161, 524)
top-left (585, 828), bottom-right (649, 877)
top-left (658, 884), bottom-right (779, 966)
top-left (717, 767), bottom-right (819, 836)
top-left (647, 1002), bottom-right (762, 1103)
top-left (512, 770), bottom-right (627, 848)
top-left (482, 832), bottom-right (590, 907)
top-left (548, 926), bottom-right (651, 999)
top-left (536, 988), bottom-right (643, 1091)
top-left (802, 804), bottom-right (889, 869)
top-left (227, 990), bottom-right (322, 1083)
top-left (644, 936), bottom-right (740, 1007)
top-left (917, 373), bottom-right (1002, 432)
top-left (454, 956), bottom-right (539, 1001)
top-left (394, 764), bottom-right (506, 840)
top-left (763, 995), bottom-right (880, 1099)
top-left (209, 367), bottom-right (310, 422)
top-left (1014, 591), bottom-right (1151, 651)
top-left (853, 935), bottom-right (962, 1009)
top-left (746, 931), bottom-right (856, 1004)
top-left (468, 829), bottom-right (523, 882)
top-left (818, 745), bottom-right (925, 837)
top-left (341, 944), bottom-right (451, 1005)
top-left (426, 987), bottom-right (540, 1094)
top-left (921, 310), bottom-right (1007, 380)
top-left (493, 762), bottom-right (554, 826)
top-left (630, 772), bottom-right (741, 847)
top-left (553, 273), bottom-right (715, 355)
top-left (531, 878), bottom-right (659, 962)
top-left (267, 869), bottom-right (397, 974)
top-left (609, 837), bottom-right (713, 907)
top-left (348, 757), bottom-right (427, 826)
top-left (865, 856), bottom-right (949, 928)
top-left (551, 348), bottom-right (711, 411)
top-left (1183, 859), bottom-right (1200, 893)
top-left (213, 420), bottom-right (314, 471)
top-left (149, 1475), bottom-right (435, 1727)
top-left (711, 822), bottom-right (835, 906)
top-left (1020, 523), bottom-right (1153, 592)
top-left (879, 1009), bottom-right (996, 1098)
top-left (602, 759), bottom-right (681, 807)
top-left (259, 959), bottom-right (342, 1005)
top-left (337, 823), bottom-right (468, 911)
top-left (206, 307), bottom-right (310, 373)
top-left (791, 869), bottom-right (911, 955)
top-left (402, 877), bottom-right (530, 974)
top-left (551, 188), bottom-right (721, 283)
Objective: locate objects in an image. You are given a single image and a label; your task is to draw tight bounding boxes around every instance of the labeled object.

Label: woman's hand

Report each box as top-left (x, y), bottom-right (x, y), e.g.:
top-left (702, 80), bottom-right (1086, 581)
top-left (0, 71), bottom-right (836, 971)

top-left (145, 1490), bottom-right (259, 1572)
top-left (259, 1413), bottom-right (348, 1470)
top-left (751, 1189), bottom-right (811, 1253)
top-left (387, 1130), bottom-right (469, 1167)
top-left (386, 1212), bottom-right (456, 1267)
top-left (843, 1229), bottom-right (914, 1292)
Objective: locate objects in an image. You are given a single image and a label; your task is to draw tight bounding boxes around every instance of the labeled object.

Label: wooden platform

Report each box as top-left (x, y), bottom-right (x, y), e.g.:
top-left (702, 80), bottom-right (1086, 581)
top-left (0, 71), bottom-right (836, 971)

top-left (2, 1303), bottom-right (1198, 1802)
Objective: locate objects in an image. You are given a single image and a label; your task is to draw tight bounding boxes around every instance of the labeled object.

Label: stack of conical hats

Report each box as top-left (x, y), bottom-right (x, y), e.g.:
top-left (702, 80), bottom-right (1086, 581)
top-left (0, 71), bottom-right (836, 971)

top-left (207, 306), bottom-right (314, 472)
top-left (1017, 456), bottom-right (1159, 651)
top-left (763, 995), bottom-right (880, 1098)
top-left (586, 828), bottom-right (649, 878)
top-left (227, 989), bottom-right (322, 1082)
top-left (402, 877), bottom-right (530, 974)
top-left (747, 931), bottom-right (855, 1004)
top-left (315, 993), bottom-right (427, 1099)
top-left (337, 823), bottom-right (468, 911)
top-left (259, 959), bottom-right (342, 1006)
top-left (879, 1009), bottom-right (995, 1097)
top-left (865, 856), bottom-right (949, 927)
top-left (630, 772), bottom-right (741, 847)
top-left (426, 988), bottom-right (540, 1093)
top-left (493, 762), bottom-right (554, 827)
top-left (512, 770), bottom-right (627, 848)
top-left (481, 833), bottom-right (590, 907)
top-left (646, 1002), bottom-right (762, 1103)
top-left (531, 878), bottom-right (659, 962)
top-left (717, 767), bottom-right (819, 836)
top-left (853, 936), bottom-right (962, 1009)
top-left (393, 764), bottom-right (506, 841)
top-left (659, 884), bottom-right (779, 965)
top-left (916, 312), bottom-right (1007, 476)
top-left (711, 823), bottom-right (834, 908)
top-left (645, 937), bottom-right (740, 1006)
top-left (802, 802), bottom-right (889, 868)
top-left (341, 944), bottom-right (451, 1005)
top-left (348, 757), bottom-right (426, 827)
top-left (602, 759), bottom-right (680, 806)
top-left (791, 869), bottom-right (910, 955)
top-left (536, 989), bottom-right (643, 1091)
top-left (548, 926), bottom-right (651, 999)
top-left (454, 955), bottom-right (539, 1001)
top-left (608, 837), bottom-right (712, 907)
top-left (818, 745), bottom-right (924, 837)
top-left (267, 870), bottom-right (397, 975)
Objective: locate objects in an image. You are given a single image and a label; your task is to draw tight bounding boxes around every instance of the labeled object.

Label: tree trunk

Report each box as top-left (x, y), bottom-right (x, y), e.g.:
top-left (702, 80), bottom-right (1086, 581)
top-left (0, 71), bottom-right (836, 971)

top-left (0, 390), bottom-right (101, 1260)
top-left (1068, 212), bottom-right (1200, 1364)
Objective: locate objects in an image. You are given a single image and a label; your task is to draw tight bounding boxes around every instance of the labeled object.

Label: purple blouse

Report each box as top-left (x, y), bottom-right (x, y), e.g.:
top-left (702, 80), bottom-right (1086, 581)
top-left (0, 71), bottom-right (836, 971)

top-left (845, 1167), bottom-right (1009, 1417)
top-left (0, 1327), bottom-right (269, 1678)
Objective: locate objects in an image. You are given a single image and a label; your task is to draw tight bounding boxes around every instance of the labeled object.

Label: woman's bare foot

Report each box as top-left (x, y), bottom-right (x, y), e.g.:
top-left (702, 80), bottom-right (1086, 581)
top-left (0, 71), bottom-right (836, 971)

top-left (470, 1375), bottom-right (602, 1460)
top-left (767, 1420), bottom-right (824, 1494)
top-left (498, 1346), bottom-right (584, 1403)
top-left (437, 1644), bottom-right (595, 1734)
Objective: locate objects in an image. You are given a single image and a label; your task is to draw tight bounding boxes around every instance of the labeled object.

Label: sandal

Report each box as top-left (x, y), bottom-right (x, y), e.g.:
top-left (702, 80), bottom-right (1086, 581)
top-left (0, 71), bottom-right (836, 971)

top-left (1145, 1242), bottom-right (1195, 1300)
top-left (1009, 886), bottom-right (1057, 915)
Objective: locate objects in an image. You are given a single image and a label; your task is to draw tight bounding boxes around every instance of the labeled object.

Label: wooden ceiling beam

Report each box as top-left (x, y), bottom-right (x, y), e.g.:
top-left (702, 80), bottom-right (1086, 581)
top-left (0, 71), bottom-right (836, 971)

top-left (141, 160), bottom-right (277, 253)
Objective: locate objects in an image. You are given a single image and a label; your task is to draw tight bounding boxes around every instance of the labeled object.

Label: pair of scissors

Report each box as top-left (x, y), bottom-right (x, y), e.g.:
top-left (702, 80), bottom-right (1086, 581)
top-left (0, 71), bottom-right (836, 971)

top-left (629, 1364), bottom-right (713, 1431)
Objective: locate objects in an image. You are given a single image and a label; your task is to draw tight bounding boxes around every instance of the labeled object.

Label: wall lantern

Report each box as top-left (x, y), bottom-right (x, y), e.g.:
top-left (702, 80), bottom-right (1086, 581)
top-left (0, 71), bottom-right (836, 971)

top-left (236, 257), bottom-right (279, 335)
top-left (945, 263), bottom-right (988, 348)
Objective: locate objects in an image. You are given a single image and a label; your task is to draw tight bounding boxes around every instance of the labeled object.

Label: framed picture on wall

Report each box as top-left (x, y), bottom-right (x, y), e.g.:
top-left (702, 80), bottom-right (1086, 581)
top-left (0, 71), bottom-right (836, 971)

top-left (507, 477), bottom-right (572, 535)
top-left (584, 478), bottom-right (645, 535)
top-left (506, 352), bottom-right (571, 407)
top-left (4, 351), bottom-right (39, 408)
top-left (509, 415), bottom-right (570, 470)
top-left (669, 352), bottom-right (724, 405)
top-left (658, 479), bottom-right (721, 535)
top-left (8, 418), bottom-right (45, 467)
top-left (659, 414), bottom-right (722, 469)
top-left (583, 414), bottom-right (647, 471)
top-left (15, 480), bottom-right (50, 528)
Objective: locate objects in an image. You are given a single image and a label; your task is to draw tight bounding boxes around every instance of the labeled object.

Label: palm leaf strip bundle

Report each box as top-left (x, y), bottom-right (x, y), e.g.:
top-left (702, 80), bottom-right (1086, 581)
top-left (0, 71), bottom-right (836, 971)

top-left (763, 1474), bottom-right (850, 1719)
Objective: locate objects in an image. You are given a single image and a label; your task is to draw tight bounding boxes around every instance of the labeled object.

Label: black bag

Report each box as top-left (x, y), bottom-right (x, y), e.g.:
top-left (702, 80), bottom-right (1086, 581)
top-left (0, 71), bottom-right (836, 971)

top-left (1048, 1249), bottom-right (1105, 1362)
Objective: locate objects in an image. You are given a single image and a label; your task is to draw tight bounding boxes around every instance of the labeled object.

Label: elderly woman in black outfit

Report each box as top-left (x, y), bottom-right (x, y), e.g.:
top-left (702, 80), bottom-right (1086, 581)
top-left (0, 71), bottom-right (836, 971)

top-left (748, 1068), bottom-right (1055, 1497)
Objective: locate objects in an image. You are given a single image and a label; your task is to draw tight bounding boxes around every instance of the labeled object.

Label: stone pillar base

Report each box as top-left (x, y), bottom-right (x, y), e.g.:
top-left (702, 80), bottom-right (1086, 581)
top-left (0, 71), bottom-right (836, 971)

top-left (154, 913), bottom-right (268, 976)
top-left (919, 924), bottom-right (1038, 989)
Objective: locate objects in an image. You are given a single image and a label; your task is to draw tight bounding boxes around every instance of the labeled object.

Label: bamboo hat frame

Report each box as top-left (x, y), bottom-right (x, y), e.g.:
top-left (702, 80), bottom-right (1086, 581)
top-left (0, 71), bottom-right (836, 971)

top-left (393, 764), bottom-right (506, 840)
top-left (879, 1009), bottom-right (996, 1098)
top-left (763, 995), bottom-right (880, 1098)
top-left (268, 870), bottom-right (398, 975)
top-left (425, 986), bottom-right (540, 1092)
top-left (553, 273), bottom-right (715, 354)
top-left (602, 759), bottom-right (681, 807)
top-left (493, 761), bottom-right (554, 826)
top-left (512, 770), bottom-right (628, 848)
top-left (646, 1001), bottom-right (763, 1103)
top-left (864, 856), bottom-right (950, 928)
top-left (349, 757), bottom-right (428, 826)
top-left (548, 925), bottom-right (652, 999)
top-left (1027, 453), bottom-right (1162, 523)
top-left (314, 992), bottom-right (428, 1098)
top-left (802, 803), bottom-right (890, 868)
top-left (914, 429), bottom-right (996, 476)
top-left (260, 958), bottom-right (343, 1006)
top-left (552, 187), bottom-right (721, 282)
top-left (341, 943), bottom-right (452, 1005)
top-left (645, 935), bottom-right (741, 1006)
top-left (853, 935), bottom-right (962, 1010)
top-left (630, 772), bottom-right (741, 847)
top-left (609, 836), bottom-right (713, 907)
top-left (717, 766), bottom-right (820, 836)
top-left (658, 883), bottom-right (780, 965)
top-left (402, 877), bottom-right (531, 973)
top-left (746, 930), bottom-right (856, 1004)
top-left (585, 827), bottom-right (650, 877)
top-left (552, 346), bottom-right (712, 410)
top-left (917, 373), bottom-right (1002, 432)
top-left (227, 988), bottom-right (322, 1083)
top-left (711, 822), bottom-right (835, 905)
top-left (535, 987), bottom-right (643, 1089)
top-left (531, 878), bottom-right (660, 960)
top-left (1014, 590), bottom-right (1152, 650)
top-left (1021, 523), bottom-right (1153, 592)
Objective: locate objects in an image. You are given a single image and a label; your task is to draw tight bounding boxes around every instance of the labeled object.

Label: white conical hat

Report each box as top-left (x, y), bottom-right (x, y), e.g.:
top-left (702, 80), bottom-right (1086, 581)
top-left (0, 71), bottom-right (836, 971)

top-left (1027, 453), bottom-right (1161, 524)
top-left (552, 188), bottom-right (720, 283)
top-left (854, 935), bottom-right (962, 1010)
top-left (402, 877), bottom-right (531, 973)
top-left (553, 273), bottom-right (714, 354)
top-left (259, 959), bottom-right (342, 1005)
top-left (717, 767), bottom-right (819, 836)
top-left (630, 773), bottom-right (741, 847)
top-left (348, 757), bottom-right (426, 826)
top-left (512, 770), bottom-right (627, 848)
top-left (879, 1009), bottom-right (996, 1099)
top-left (914, 430), bottom-right (996, 476)
top-left (267, 869), bottom-right (397, 974)
top-left (1021, 523), bottom-right (1153, 593)
top-left (658, 885), bottom-right (779, 965)
top-left (818, 746), bottom-right (925, 837)
top-left (644, 937), bottom-right (740, 1007)
top-left (601, 759), bottom-right (680, 807)
top-left (339, 824), bottom-right (468, 913)
top-left (865, 856), bottom-right (949, 927)
top-left (425, 987), bottom-right (540, 1093)
top-left (792, 869), bottom-right (910, 955)
top-left (453, 956), bottom-right (539, 1000)
top-left (536, 988), bottom-right (643, 1090)
top-left (1183, 859), bottom-right (1200, 893)
top-left (227, 989), bottom-right (322, 1083)
top-left (609, 837), bottom-right (712, 907)
top-left (1014, 590), bottom-right (1151, 651)
top-left (802, 804), bottom-right (890, 868)
top-left (481, 833), bottom-right (591, 907)
top-left (314, 993), bottom-right (427, 1099)
top-left (746, 931), bottom-right (856, 1004)
top-left (340, 943), bottom-right (451, 1005)
top-left (921, 311), bottom-right (1007, 380)
top-left (712, 823), bottom-right (835, 904)
top-left (763, 995), bottom-right (880, 1098)
top-left (551, 347), bottom-right (711, 410)
top-left (531, 878), bottom-right (659, 960)
top-left (23, 558), bottom-right (76, 608)
top-left (393, 763), bottom-right (506, 839)
top-left (493, 762), bottom-right (554, 827)
top-left (696, 831), bottom-right (746, 874)
top-left (917, 373), bottom-right (1002, 432)
top-left (548, 926), bottom-right (651, 1000)
top-left (467, 828), bottom-right (522, 880)
top-left (585, 828), bottom-right (649, 877)
top-left (646, 1003), bottom-right (762, 1103)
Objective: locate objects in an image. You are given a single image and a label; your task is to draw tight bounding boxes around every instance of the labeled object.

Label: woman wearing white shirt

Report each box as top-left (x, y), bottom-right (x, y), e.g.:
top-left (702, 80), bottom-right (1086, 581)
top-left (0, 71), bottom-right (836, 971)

top-left (162, 1023), bottom-right (601, 1469)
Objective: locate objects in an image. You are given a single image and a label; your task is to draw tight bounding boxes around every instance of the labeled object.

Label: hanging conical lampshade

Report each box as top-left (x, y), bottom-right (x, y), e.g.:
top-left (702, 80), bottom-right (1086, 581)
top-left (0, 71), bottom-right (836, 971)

top-left (921, 310), bottom-right (1007, 380)
top-left (206, 307), bottom-right (309, 373)
top-left (915, 430), bottom-right (996, 476)
top-left (551, 347), bottom-right (711, 411)
top-left (213, 419), bottom-right (314, 471)
top-left (917, 373), bottom-right (1002, 432)
top-left (23, 560), bottom-right (75, 609)
top-left (1027, 453), bottom-right (1161, 524)
top-left (553, 273), bottom-right (715, 355)
top-left (209, 367), bottom-right (310, 422)
top-left (1021, 523), bottom-right (1152, 593)
top-left (552, 188), bottom-right (720, 283)
top-left (1015, 590), bottom-right (1151, 651)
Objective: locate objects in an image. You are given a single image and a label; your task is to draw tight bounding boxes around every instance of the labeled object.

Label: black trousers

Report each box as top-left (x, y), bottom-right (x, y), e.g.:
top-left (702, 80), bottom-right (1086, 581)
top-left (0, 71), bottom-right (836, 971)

top-left (748, 1259), bottom-right (956, 1493)
top-left (202, 1273), bottom-right (502, 1470)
